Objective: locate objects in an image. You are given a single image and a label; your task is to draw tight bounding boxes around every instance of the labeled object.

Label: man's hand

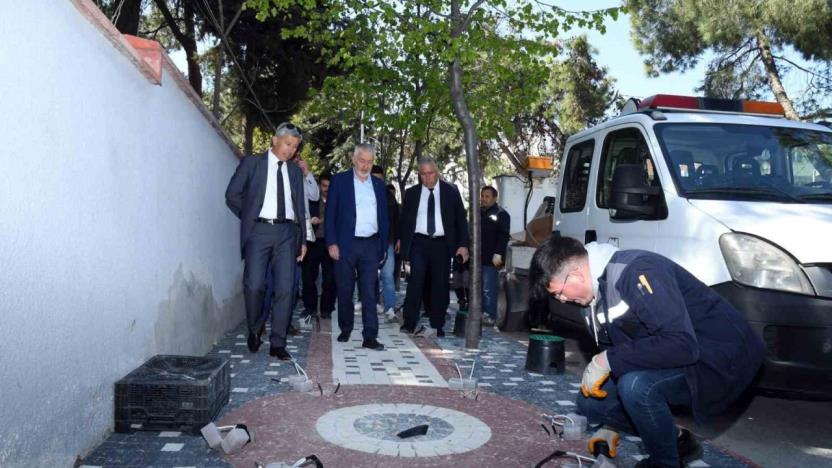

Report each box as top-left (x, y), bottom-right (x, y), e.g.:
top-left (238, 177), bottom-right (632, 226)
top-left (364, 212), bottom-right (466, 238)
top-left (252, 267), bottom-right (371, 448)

top-left (588, 427), bottom-right (620, 458)
top-left (310, 216), bottom-right (322, 225)
top-left (328, 245), bottom-right (340, 261)
top-left (580, 351), bottom-right (611, 398)
top-left (395, 240), bottom-right (400, 254)
top-left (297, 244), bottom-right (307, 262)
top-left (456, 247), bottom-right (469, 263)
top-left (492, 254), bottom-right (503, 268)
top-left (297, 158), bottom-right (309, 176)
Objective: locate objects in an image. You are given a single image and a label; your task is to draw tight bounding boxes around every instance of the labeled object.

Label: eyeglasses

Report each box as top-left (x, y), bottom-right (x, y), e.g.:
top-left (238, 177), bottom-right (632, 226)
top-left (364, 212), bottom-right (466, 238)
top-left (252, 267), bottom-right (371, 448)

top-left (552, 272), bottom-right (573, 300)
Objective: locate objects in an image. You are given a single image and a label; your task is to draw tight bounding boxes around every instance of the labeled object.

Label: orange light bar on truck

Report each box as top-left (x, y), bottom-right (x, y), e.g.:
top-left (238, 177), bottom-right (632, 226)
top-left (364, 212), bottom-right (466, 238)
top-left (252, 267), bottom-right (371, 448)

top-left (742, 100), bottom-right (785, 115)
top-left (638, 94), bottom-right (785, 116)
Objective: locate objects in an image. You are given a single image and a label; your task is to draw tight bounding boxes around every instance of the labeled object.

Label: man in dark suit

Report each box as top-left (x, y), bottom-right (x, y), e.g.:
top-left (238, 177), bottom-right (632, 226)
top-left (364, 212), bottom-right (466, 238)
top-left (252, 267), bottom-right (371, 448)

top-left (225, 122), bottom-right (307, 360)
top-left (302, 173), bottom-right (335, 319)
top-left (325, 144), bottom-right (389, 350)
top-left (398, 157), bottom-right (470, 337)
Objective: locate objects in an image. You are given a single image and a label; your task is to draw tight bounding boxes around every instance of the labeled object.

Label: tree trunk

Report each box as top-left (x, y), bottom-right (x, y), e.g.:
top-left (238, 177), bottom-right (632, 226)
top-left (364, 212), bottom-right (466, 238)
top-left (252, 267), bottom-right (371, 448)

top-left (153, 0), bottom-right (202, 96)
top-left (244, 114), bottom-right (254, 156)
top-left (450, 0), bottom-right (482, 350)
top-left (182, 2), bottom-right (202, 96)
top-left (113, 0), bottom-right (142, 35)
top-left (755, 30), bottom-right (799, 120)
top-left (212, 46), bottom-right (223, 117)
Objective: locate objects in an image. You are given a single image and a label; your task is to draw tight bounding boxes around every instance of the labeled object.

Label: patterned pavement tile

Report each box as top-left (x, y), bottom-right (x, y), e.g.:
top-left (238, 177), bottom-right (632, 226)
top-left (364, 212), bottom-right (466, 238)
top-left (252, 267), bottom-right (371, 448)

top-left (81, 293), bottom-right (754, 468)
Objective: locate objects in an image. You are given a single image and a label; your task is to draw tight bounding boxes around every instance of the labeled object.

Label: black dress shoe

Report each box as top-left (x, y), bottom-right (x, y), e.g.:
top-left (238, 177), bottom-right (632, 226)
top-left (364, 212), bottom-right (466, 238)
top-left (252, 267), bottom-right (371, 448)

top-left (399, 325), bottom-right (415, 334)
top-left (337, 331), bottom-right (350, 342)
top-left (362, 338), bottom-right (385, 351)
top-left (436, 328), bottom-right (445, 337)
top-left (247, 331), bottom-right (261, 353)
top-left (269, 346), bottom-right (292, 360)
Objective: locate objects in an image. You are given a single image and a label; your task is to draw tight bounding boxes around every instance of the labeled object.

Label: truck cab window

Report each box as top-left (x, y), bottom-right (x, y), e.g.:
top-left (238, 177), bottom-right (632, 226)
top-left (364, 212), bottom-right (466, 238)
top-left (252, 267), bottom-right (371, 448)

top-left (597, 128), bottom-right (660, 208)
top-left (560, 140), bottom-right (595, 213)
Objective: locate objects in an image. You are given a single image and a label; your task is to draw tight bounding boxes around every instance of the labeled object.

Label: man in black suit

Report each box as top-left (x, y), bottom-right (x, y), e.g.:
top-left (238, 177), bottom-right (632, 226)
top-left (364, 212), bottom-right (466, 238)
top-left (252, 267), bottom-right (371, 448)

top-left (302, 173), bottom-right (335, 319)
top-left (225, 122), bottom-right (307, 360)
top-left (398, 158), bottom-right (470, 337)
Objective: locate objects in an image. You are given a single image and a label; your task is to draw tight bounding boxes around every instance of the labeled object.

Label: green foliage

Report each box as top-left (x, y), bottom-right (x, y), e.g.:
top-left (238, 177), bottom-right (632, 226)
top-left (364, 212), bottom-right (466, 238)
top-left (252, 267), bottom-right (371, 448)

top-left (247, 0), bottom-right (619, 177)
top-left (627, 0), bottom-right (832, 117)
top-left (550, 35), bottom-right (621, 136)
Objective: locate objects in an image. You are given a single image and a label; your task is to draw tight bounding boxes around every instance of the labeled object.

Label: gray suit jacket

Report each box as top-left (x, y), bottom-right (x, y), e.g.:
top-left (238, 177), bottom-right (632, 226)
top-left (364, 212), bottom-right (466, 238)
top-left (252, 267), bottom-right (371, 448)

top-left (225, 152), bottom-right (307, 258)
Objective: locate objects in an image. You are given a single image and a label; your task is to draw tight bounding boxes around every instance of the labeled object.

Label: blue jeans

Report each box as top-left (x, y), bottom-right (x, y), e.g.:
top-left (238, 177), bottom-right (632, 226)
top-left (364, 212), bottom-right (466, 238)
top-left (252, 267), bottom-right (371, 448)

top-left (481, 265), bottom-right (498, 320)
top-left (576, 368), bottom-right (691, 467)
top-left (380, 244), bottom-right (396, 311)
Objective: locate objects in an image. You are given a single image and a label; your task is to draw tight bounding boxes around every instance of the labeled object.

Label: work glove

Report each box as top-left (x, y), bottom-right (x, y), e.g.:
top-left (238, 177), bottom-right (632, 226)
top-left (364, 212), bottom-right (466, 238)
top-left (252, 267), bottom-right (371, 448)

top-left (492, 254), bottom-right (503, 268)
top-left (588, 427), bottom-right (620, 458)
top-left (580, 351), bottom-right (610, 398)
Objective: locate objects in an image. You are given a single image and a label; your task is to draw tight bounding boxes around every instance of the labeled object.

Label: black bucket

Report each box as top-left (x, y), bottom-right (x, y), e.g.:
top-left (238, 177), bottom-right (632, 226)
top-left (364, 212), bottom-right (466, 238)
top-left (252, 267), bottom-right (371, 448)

top-left (525, 334), bottom-right (565, 374)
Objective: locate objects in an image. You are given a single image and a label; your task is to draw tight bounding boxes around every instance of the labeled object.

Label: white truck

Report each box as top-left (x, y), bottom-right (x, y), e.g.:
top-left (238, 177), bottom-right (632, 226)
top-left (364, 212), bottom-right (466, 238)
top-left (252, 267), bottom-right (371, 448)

top-left (550, 94), bottom-right (832, 397)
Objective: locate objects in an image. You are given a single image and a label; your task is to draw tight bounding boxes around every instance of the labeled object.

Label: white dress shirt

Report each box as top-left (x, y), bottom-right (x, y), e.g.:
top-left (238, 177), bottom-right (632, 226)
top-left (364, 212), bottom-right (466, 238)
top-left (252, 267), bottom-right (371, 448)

top-left (415, 183), bottom-right (445, 236)
top-left (259, 150), bottom-right (295, 220)
top-left (353, 170), bottom-right (378, 237)
top-left (303, 172), bottom-right (319, 241)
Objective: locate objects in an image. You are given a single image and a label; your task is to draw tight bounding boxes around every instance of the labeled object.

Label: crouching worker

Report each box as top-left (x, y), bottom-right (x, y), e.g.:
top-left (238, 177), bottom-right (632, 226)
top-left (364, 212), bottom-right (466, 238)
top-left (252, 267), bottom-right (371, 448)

top-left (529, 236), bottom-right (765, 468)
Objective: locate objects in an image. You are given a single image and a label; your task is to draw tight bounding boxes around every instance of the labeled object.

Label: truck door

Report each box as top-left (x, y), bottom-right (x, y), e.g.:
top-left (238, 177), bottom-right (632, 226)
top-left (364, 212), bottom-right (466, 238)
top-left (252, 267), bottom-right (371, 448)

top-left (554, 139), bottom-right (596, 243)
top-left (588, 125), bottom-right (665, 250)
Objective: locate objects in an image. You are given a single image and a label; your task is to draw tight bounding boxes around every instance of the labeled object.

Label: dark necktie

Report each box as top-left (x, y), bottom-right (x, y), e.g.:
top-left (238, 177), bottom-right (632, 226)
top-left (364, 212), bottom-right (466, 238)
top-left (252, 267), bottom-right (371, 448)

top-left (277, 161), bottom-right (286, 220)
top-left (427, 188), bottom-right (436, 236)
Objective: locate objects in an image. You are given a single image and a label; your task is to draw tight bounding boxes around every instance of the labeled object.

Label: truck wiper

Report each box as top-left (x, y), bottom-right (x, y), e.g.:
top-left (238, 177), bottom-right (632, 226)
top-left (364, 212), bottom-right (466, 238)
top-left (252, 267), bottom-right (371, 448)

top-left (685, 186), bottom-right (805, 203)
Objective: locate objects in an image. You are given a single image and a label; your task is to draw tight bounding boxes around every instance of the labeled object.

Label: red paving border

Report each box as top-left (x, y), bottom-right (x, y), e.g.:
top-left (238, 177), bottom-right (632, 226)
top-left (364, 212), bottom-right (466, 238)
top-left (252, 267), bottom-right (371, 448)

top-left (219, 319), bottom-right (760, 468)
top-left (218, 319), bottom-right (583, 467)
top-left (219, 385), bottom-right (583, 467)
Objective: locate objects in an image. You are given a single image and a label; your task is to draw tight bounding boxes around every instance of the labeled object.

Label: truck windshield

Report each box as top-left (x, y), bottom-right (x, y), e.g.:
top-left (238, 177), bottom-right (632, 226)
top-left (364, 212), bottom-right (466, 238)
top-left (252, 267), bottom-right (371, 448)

top-left (654, 123), bottom-right (832, 203)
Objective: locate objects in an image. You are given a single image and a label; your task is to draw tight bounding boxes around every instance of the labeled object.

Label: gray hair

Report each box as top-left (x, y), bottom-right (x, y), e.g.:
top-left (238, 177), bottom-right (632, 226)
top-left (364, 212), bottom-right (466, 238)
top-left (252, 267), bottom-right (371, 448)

top-left (275, 122), bottom-right (303, 142)
top-left (354, 143), bottom-right (376, 157)
top-left (418, 157), bottom-right (438, 169)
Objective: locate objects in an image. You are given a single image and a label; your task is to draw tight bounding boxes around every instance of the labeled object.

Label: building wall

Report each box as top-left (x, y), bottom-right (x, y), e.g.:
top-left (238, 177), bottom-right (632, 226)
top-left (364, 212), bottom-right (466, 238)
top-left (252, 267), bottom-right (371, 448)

top-left (0, 1), bottom-right (244, 465)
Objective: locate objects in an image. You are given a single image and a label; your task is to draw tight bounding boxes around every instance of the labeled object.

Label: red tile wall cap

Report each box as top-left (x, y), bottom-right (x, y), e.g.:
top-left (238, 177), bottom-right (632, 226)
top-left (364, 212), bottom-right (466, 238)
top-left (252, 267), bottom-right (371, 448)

top-left (124, 35), bottom-right (163, 84)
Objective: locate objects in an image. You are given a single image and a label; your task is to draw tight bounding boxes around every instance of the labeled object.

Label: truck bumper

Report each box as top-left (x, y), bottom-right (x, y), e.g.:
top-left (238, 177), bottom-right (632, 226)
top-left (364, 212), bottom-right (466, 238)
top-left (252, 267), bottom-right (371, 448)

top-left (713, 282), bottom-right (832, 399)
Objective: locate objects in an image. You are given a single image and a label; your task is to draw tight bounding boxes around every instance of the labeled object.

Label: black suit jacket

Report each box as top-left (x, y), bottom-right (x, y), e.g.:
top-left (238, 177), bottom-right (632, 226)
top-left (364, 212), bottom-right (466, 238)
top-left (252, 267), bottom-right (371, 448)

top-left (399, 180), bottom-right (469, 261)
top-left (225, 152), bottom-right (307, 258)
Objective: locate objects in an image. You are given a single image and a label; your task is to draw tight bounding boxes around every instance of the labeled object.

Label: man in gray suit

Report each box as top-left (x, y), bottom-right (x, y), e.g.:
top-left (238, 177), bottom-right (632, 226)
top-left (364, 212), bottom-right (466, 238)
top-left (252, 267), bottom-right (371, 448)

top-left (225, 122), bottom-right (307, 360)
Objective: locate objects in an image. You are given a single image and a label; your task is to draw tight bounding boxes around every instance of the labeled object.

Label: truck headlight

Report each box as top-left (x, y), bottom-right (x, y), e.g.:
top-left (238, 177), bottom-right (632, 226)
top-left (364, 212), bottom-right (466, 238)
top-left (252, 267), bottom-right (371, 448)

top-left (719, 233), bottom-right (814, 295)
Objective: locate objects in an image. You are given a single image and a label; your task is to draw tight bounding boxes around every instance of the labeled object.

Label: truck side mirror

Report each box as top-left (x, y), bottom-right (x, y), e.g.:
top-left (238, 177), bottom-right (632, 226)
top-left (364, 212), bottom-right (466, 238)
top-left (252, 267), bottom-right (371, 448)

top-left (609, 164), bottom-right (661, 220)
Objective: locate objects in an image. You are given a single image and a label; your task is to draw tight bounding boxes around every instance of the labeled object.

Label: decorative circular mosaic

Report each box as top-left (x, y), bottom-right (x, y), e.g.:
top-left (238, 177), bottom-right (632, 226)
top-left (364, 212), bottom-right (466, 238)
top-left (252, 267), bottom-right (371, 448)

top-left (316, 403), bottom-right (492, 457)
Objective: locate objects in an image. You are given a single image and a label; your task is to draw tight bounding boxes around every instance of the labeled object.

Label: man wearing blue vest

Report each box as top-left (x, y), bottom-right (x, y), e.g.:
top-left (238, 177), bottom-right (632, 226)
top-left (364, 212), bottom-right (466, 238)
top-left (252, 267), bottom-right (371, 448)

top-left (529, 236), bottom-right (765, 468)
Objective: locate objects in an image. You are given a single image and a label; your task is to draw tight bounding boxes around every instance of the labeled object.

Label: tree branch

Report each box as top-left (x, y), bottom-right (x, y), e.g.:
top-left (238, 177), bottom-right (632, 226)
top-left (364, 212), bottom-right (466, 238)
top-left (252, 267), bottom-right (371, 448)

top-left (772, 55), bottom-right (832, 83)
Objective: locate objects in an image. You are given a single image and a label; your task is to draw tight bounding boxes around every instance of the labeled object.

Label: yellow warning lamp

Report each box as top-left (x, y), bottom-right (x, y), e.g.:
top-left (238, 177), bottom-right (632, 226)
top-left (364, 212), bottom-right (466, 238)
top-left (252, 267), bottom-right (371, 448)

top-left (525, 155), bottom-right (553, 178)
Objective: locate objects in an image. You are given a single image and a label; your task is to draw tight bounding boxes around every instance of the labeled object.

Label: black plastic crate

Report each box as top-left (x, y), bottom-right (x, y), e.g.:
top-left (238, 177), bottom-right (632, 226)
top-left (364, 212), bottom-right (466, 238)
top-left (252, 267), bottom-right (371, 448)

top-left (114, 354), bottom-right (230, 435)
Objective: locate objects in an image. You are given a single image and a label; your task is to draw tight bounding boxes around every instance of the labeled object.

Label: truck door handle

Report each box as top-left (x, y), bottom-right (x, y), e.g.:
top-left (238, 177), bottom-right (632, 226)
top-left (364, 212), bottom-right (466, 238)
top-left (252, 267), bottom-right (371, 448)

top-left (585, 230), bottom-right (597, 244)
